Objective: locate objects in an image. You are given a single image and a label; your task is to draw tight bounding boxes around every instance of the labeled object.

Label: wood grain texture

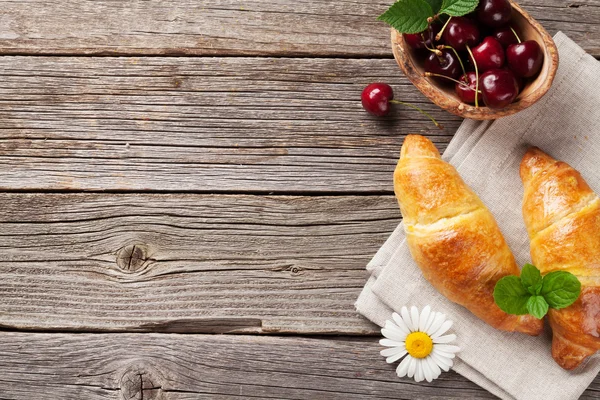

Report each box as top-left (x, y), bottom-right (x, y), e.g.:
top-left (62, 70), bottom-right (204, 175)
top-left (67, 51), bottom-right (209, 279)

top-left (0, 56), bottom-right (459, 193)
top-left (0, 0), bottom-right (597, 57)
top-left (0, 192), bottom-right (402, 334)
top-left (0, 332), bottom-right (501, 400)
top-left (2, 332), bottom-right (600, 400)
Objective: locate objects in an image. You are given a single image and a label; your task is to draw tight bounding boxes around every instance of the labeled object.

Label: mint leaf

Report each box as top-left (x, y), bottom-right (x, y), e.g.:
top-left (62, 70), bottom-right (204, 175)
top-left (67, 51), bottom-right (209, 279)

top-left (494, 275), bottom-right (530, 315)
top-left (526, 295), bottom-right (549, 319)
top-left (439, 0), bottom-right (479, 17)
top-left (521, 264), bottom-right (542, 295)
top-left (424, 0), bottom-right (443, 13)
top-left (378, 0), bottom-right (434, 34)
top-left (541, 271), bottom-right (581, 309)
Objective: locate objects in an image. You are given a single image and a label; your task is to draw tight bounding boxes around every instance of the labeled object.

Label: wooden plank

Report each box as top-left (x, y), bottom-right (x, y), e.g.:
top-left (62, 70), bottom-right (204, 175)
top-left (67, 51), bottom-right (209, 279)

top-left (0, 332), bottom-right (500, 400)
top-left (0, 0), bottom-right (597, 57)
top-left (2, 332), bottom-right (600, 400)
top-left (0, 192), bottom-right (403, 334)
top-left (0, 56), bottom-right (459, 193)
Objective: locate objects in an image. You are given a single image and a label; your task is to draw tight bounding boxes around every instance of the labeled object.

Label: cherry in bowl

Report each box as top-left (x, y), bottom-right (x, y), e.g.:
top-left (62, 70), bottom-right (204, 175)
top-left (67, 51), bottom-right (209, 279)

top-left (507, 40), bottom-right (544, 78)
top-left (493, 26), bottom-right (520, 48)
top-left (455, 72), bottom-right (483, 105)
top-left (471, 37), bottom-right (505, 72)
top-left (477, 0), bottom-right (512, 28)
top-left (480, 69), bottom-right (520, 109)
top-left (424, 49), bottom-right (462, 80)
top-left (442, 17), bottom-right (480, 51)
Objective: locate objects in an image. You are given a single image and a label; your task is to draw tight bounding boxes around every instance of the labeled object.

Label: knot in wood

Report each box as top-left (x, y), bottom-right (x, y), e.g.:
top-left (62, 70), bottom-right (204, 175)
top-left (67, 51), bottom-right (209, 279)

top-left (120, 363), bottom-right (164, 400)
top-left (116, 244), bottom-right (149, 273)
top-left (289, 266), bottom-right (302, 275)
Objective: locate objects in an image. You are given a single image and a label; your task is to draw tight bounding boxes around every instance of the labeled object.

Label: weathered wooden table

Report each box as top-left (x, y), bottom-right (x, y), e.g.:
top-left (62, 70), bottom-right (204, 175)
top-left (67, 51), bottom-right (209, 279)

top-left (1, 1), bottom-right (599, 399)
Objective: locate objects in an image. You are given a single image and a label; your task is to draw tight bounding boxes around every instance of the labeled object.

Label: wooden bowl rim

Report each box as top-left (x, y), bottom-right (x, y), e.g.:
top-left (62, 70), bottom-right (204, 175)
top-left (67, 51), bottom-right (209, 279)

top-left (391, 0), bottom-right (560, 120)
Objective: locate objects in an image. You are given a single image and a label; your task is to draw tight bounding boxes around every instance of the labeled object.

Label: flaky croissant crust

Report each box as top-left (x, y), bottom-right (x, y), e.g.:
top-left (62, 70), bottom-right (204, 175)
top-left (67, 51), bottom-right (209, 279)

top-left (395, 135), bottom-right (542, 335)
top-left (521, 147), bottom-right (600, 369)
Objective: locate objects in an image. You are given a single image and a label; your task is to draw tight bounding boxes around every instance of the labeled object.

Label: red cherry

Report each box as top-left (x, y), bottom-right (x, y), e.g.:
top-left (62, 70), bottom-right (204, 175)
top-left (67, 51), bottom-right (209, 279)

top-left (404, 32), bottom-right (429, 50)
top-left (493, 27), bottom-right (520, 48)
top-left (361, 83), bottom-right (394, 116)
top-left (471, 37), bottom-right (505, 72)
top-left (403, 24), bottom-right (440, 50)
top-left (480, 69), bottom-right (520, 109)
top-left (442, 17), bottom-right (480, 51)
top-left (507, 40), bottom-right (544, 78)
top-left (455, 72), bottom-right (483, 105)
top-left (424, 49), bottom-right (462, 80)
top-left (477, 0), bottom-right (512, 28)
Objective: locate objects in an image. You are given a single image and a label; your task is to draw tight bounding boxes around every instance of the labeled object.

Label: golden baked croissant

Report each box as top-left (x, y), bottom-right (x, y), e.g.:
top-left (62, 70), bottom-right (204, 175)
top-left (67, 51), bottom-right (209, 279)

top-left (395, 135), bottom-right (542, 335)
top-left (521, 147), bottom-right (600, 369)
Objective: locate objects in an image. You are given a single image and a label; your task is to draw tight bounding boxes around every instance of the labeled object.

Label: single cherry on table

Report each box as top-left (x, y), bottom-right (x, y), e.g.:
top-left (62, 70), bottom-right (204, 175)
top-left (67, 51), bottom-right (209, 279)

top-left (360, 83), bottom-right (443, 128)
top-left (361, 83), bottom-right (395, 116)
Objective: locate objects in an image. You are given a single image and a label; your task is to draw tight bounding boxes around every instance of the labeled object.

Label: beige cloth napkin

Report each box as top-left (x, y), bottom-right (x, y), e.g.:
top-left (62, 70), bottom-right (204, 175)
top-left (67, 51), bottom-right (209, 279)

top-left (356, 32), bottom-right (600, 400)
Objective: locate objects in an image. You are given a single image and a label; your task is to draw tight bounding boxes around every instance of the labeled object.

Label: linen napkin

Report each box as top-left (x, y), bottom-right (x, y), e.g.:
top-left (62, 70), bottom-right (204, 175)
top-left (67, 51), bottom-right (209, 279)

top-left (356, 32), bottom-right (600, 400)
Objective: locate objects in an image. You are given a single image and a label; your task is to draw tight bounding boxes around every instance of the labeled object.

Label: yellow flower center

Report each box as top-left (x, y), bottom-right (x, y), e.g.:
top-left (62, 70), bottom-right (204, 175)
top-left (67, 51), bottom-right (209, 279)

top-left (405, 332), bottom-right (433, 359)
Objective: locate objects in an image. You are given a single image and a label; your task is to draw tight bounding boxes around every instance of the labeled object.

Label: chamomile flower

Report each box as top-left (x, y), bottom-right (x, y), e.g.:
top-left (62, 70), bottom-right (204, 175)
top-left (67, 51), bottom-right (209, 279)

top-left (379, 306), bottom-right (460, 383)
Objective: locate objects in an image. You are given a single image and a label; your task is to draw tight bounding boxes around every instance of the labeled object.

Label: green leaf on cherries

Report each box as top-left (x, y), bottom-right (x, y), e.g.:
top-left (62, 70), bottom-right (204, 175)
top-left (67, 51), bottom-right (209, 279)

top-left (377, 0), bottom-right (434, 34)
top-left (439, 0), bottom-right (479, 17)
top-left (423, 0), bottom-right (444, 13)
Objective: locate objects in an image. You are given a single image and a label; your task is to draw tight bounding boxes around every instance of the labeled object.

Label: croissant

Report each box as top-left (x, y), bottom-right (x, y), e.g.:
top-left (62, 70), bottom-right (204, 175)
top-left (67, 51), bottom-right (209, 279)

top-left (395, 135), bottom-right (542, 335)
top-left (521, 147), bottom-right (600, 369)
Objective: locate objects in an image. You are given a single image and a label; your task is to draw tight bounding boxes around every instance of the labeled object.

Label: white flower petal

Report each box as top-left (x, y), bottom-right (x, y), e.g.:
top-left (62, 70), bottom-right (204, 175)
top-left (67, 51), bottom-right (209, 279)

top-left (427, 313), bottom-right (446, 336)
top-left (383, 321), bottom-right (403, 337)
top-left (380, 346), bottom-right (405, 357)
top-left (433, 334), bottom-right (456, 344)
top-left (414, 360), bottom-right (424, 383)
top-left (431, 320), bottom-right (453, 339)
top-left (379, 338), bottom-right (404, 348)
top-left (434, 344), bottom-right (460, 354)
top-left (432, 348), bottom-right (456, 359)
top-left (396, 355), bottom-right (412, 378)
top-left (386, 349), bottom-right (408, 364)
top-left (391, 313), bottom-right (410, 334)
top-left (425, 355), bottom-right (442, 379)
top-left (418, 306), bottom-right (431, 331)
top-left (423, 310), bottom-right (436, 332)
top-left (407, 356), bottom-right (417, 378)
top-left (410, 306), bottom-right (420, 332)
top-left (401, 307), bottom-right (414, 331)
top-left (381, 327), bottom-right (407, 342)
top-left (430, 352), bottom-right (453, 372)
top-left (422, 359), bottom-right (433, 382)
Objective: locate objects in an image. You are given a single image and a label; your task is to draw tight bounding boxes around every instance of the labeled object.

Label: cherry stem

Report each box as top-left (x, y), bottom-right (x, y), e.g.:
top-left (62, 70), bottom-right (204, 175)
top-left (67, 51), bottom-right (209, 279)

top-left (389, 100), bottom-right (443, 130)
top-left (435, 16), bottom-right (452, 41)
top-left (510, 27), bottom-right (522, 44)
top-left (424, 72), bottom-right (482, 93)
top-left (425, 46), bottom-right (443, 57)
top-left (465, 45), bottom-right (479, 108)
top-left (438, 45), bottom-right (466, 76)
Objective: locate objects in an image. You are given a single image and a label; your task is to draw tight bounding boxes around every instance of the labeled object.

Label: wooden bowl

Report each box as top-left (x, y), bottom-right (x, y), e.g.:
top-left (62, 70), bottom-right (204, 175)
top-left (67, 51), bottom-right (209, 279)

top-left (391, 0), bottom-right (559, 120)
